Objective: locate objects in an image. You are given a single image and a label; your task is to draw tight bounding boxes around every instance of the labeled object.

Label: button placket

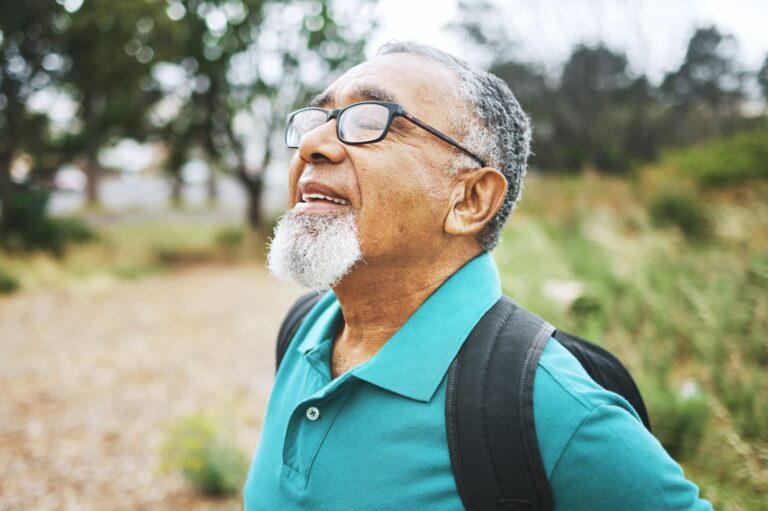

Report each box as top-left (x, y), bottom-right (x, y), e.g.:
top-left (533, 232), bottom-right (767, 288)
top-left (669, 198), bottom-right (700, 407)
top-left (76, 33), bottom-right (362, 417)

top-left (281, 380), bottom-right (355, 488)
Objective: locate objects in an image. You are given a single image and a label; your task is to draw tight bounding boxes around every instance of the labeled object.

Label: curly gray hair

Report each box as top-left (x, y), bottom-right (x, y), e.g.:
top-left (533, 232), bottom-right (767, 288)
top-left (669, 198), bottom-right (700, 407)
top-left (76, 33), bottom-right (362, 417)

top-left (376, 41), bottom-right (532, 250)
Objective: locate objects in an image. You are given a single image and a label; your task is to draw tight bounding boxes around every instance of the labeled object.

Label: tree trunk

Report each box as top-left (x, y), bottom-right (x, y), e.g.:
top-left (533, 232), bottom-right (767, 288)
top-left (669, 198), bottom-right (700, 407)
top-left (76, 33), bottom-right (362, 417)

top-left (245, 176), bottom-right (264, 229)
top-left (170, 172), bottom-right (183, 209)
top-left (165, 141), bottom-right (187, 209)
top-left (84, 155), bottom-right (101, 209)
top-left (0, 152), bottom-right (13, 235)
top-left (206, 168), bottom-right (218, 208)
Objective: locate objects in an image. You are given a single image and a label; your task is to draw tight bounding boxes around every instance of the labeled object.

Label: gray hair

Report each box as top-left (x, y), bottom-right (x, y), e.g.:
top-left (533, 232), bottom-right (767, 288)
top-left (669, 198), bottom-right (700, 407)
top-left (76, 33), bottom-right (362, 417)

top-left (376, 41), bottom-right (532, 250)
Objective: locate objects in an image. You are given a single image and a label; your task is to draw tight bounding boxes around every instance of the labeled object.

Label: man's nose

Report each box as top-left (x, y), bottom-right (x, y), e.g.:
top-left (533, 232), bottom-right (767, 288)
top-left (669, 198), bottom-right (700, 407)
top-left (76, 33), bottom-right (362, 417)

top-left (297, 120), bottom-right (346, 164)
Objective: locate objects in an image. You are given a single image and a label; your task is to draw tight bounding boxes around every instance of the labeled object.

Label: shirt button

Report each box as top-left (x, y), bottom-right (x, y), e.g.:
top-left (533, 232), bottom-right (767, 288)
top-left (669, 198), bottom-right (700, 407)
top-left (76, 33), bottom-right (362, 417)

top-left (306, 406), bottom-right (321, 421)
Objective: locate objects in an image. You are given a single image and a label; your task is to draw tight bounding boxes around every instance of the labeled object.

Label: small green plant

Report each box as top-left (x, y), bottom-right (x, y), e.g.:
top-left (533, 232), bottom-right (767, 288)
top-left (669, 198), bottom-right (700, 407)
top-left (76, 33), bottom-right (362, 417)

top-left (649, 192), bottom-right (712, 241)
top-left (0, 266), bottom-right (20, 294)
top-left (159, 411), bottom-right (248, 497)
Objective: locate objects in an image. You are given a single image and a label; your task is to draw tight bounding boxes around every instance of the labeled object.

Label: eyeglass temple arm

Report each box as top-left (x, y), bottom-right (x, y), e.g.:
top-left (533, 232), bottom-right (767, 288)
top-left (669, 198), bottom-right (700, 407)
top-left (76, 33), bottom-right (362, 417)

top-left (401, 112), bottom-right (486, 167)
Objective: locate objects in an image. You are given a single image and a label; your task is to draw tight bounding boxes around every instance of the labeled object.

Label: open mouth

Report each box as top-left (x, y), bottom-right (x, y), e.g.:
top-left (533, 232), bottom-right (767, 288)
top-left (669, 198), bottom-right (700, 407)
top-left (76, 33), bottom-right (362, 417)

top-left (300, 193), bottom-right (351, 206)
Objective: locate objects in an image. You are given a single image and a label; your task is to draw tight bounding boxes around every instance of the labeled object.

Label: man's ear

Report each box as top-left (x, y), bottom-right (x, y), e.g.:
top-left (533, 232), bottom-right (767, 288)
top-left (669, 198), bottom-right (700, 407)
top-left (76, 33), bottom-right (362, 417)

top-left (444, 167), bottom-right (508, 238)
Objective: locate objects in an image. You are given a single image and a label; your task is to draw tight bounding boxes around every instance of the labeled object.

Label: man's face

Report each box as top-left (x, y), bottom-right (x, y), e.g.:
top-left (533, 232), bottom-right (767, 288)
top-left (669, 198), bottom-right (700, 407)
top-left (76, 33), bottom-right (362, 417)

top-left (269, 53), bottom-right (470, 289)
top-left (288, 53), bottom-right (467, 262)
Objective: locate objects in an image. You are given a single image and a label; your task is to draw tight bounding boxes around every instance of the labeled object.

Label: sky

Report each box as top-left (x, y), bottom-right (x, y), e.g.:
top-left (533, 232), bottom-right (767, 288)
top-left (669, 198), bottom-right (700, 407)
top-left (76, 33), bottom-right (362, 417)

top-left (368, 0), bottom-right (768, 83)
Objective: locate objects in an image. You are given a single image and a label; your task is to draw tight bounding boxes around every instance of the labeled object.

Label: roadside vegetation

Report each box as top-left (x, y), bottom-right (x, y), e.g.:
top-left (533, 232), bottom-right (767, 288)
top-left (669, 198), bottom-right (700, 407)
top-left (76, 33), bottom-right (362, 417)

top-left (495, 131), bottom-right (767, 509)
top-left (0, 220), bottom-right (259, 293)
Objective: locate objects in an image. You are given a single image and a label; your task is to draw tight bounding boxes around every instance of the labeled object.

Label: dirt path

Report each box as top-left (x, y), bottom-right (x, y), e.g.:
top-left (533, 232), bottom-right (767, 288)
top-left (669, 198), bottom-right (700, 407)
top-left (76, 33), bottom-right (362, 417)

top-left (0, 264), bottom-right (302, 510)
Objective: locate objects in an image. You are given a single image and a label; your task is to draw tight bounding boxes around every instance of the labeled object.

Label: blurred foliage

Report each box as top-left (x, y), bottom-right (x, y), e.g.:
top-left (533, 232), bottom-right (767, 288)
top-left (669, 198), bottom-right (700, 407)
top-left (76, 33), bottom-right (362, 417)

top-left (0, 220), bottom-right (257, 292)
top-left (667, 127), bottom-right (768, 187)
top-left (159, 411), bottom-right (248, 497)
top-left (649, 192), bottom-right (712, 241)
top-left (0, 0), bottom-right (376, 245)
top-left (0, 184), bottom-right (95, 256)
top-left (149, 0), bottom-right (376, 226)
top-left (495, 172), bottom-right (768, 508)
top-left (215, 225), bottom-right (245, 250)
top-left (57, 0), bottom-right (178, 205)
top-left (641, 126), bottom-right (768, 241)
top-left (0, 264), bottom-right (19, 293)
top-left (456, 2), bottom-right (766, 174)
top-left (645, 383), bottom-right (711, 462)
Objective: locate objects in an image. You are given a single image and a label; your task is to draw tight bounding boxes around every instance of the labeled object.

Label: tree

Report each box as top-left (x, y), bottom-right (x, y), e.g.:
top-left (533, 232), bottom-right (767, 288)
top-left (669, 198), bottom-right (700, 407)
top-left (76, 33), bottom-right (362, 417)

top-left (661, 26), bottom-right (745, 141)
top-left (555, 44), bottom-right (634, 171)
top-left (0, 0), bottom-right (67, 237)
top-left (56, 0), bottom-right (179, 207)
top-left (758, 54), bottom-right (768, 104)
top-left (152, 0), bottom-right (377, 227)
top-left (453, 1), bottom-right (657, 173)
top-left (451, 0), bottom-right (516, 67)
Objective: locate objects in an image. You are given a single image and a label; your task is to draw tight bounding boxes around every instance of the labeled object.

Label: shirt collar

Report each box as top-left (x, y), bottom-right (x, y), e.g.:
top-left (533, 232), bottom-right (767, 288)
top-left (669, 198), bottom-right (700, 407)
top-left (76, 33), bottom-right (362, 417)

top-left (297, 252), bottom-right (502, 403)
top-left (296, 292), bottom-right (342, 355)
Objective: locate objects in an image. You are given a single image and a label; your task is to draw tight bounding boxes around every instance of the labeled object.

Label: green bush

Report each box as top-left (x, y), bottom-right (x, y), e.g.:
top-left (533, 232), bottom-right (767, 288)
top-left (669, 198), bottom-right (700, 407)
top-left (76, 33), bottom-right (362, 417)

top-left (1, 185), bottom-right (96, 256)
top-left (0, 266), bottom-right (19, 294)
top-left (159, 411), bottom-right (248, 497)
top-left (670, 127), bottom-right (768, 187)
top-left (646, 383), bottom-right (711, 462)
top-left (649, 192), bottom-right (712, 241)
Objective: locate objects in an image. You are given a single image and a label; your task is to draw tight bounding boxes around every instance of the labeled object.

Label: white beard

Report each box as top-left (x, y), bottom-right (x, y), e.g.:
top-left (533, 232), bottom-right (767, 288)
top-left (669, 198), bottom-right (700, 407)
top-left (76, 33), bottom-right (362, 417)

top-left (267, 209), bottom-right (362, 290)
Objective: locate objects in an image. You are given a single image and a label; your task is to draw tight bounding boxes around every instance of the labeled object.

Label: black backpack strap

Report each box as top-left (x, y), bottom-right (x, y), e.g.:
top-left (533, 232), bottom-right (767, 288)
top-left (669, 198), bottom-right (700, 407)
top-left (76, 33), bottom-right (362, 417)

top-left (446, 296), bottom-right (555, 511)
top-left (553, 330), bottom-right (652, 431)
top-left (275, 292), bottom-right (323, 373)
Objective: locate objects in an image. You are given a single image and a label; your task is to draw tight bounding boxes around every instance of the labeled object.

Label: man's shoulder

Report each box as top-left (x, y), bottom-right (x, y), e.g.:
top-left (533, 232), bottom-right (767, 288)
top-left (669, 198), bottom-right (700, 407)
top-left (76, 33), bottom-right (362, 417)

top-left (533, 338), bottom-right (642, 476)
top-left (536, 338), bottom-right (637, 413)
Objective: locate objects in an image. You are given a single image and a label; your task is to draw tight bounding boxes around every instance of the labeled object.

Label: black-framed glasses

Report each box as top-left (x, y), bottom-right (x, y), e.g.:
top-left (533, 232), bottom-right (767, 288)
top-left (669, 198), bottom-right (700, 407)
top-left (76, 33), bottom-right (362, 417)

top-left (285, 101), bottom-right (486, 167)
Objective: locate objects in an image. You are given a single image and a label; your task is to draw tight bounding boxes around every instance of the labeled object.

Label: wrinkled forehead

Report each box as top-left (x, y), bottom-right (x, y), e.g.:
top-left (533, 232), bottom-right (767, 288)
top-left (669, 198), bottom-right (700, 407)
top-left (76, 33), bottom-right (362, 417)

top-left (311, 53), bottom-right (464, 126)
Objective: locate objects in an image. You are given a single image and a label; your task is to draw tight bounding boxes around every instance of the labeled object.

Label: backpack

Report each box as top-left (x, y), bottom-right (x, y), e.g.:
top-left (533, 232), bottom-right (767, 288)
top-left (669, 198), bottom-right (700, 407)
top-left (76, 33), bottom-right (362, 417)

top-left (275, 292), bottom-right (651, 511)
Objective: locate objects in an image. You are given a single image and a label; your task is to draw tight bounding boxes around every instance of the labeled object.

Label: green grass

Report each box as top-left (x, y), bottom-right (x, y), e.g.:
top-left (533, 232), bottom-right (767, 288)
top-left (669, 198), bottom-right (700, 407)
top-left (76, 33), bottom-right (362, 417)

top-left (0, 221), bottom-right (261, 292)
top-left (496, 174), bottom-right (768, 509)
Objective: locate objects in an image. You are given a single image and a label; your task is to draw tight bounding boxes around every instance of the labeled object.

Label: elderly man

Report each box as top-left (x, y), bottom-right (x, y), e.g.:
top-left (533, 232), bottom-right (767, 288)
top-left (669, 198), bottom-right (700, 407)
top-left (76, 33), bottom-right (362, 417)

top-left (243, 42), bottom-right (712, 510)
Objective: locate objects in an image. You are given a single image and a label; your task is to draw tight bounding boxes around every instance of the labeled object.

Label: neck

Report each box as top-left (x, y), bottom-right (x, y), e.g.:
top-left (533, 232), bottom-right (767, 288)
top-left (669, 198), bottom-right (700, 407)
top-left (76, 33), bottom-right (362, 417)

top-left (331, 244), bottom-right (482, 355)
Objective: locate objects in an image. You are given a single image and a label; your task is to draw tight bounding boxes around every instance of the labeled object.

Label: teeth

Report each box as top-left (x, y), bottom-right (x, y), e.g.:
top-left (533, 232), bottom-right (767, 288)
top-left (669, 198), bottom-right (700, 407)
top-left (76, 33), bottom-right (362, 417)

top-left (302, 193), bottom-right (350, 205)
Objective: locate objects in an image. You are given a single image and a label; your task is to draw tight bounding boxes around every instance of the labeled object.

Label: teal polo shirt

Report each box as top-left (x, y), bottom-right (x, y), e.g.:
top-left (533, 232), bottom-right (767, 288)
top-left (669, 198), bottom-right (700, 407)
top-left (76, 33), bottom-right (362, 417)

top-left (244, 252), bottom-right (712, 510)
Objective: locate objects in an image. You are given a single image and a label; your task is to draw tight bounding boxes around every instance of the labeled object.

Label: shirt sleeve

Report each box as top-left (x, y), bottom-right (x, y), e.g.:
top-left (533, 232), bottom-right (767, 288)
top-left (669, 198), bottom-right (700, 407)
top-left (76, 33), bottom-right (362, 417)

top-left (547, 402), bottom-right (713, 511)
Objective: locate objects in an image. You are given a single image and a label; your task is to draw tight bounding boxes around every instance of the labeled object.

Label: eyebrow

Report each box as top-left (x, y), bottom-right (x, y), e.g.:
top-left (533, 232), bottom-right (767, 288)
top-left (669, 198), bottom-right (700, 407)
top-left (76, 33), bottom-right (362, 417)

top-left (308, 84), bottom-right (401, 108)
top-left (353, 84), bottom-right (399, 104)
top-left (309, 90), bottom-right (332, 108)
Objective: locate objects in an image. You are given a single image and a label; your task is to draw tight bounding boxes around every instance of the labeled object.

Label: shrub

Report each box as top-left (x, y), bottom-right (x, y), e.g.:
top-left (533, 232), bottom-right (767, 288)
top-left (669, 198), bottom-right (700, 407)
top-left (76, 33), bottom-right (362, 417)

top-left (1, 185), bottom-right (96, 256)
top-left (159, 411), bottom-right (248, 497)
top-left (670, 127), bottom-right (768, 188)
top-left (0, 266), bottom-right (19, 294)
top-left (649, 192), bottom-right (712, 241)
top-left (646, 382), bottom-right (711, 462)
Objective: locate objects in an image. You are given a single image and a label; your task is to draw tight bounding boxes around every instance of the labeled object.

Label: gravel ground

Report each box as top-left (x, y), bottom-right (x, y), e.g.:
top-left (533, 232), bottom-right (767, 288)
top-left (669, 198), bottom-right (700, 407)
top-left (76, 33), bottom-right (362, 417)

top-left (0, 264), bottom-right (302, 511)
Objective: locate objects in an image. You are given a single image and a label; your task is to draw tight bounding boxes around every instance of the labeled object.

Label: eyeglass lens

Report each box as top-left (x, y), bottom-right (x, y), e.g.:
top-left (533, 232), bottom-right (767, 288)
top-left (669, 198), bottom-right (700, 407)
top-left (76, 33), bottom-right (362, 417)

top-left (287, 103), bottom-right (391, 147)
